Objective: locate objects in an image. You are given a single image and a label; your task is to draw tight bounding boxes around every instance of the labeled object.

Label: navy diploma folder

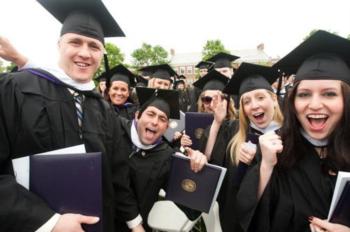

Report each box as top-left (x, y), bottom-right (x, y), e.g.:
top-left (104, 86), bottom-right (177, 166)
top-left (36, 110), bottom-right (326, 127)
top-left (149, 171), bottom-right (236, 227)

top-left (330, 181), bottom-right (350, 227)
top-left (185, 112), bottom-right (214, 150)
top-left (166, 153), bottom-right (226, 213)
top-left (164, 111), bottom-right (185, 142)
top-left (30, 152), bottom-right (102, 232)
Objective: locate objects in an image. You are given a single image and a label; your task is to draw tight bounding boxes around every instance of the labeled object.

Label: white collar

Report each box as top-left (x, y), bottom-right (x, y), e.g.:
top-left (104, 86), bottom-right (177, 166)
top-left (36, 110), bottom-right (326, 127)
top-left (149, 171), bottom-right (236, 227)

top-left (42, 64), bottom-right (95, 91)
top-left (250, 121), bottom-right (281, 134)
top-left (130, 120), bottom-right (159, 151)
top-left (300, 128), bottom-right (328, 147)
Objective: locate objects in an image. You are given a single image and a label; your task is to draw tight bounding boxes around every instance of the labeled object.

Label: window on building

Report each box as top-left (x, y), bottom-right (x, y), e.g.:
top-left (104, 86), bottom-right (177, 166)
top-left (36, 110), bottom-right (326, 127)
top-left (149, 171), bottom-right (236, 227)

top-left (180, 67), bottom-right (185, 75)
top-left (187, 66), bottom-right (193, 75)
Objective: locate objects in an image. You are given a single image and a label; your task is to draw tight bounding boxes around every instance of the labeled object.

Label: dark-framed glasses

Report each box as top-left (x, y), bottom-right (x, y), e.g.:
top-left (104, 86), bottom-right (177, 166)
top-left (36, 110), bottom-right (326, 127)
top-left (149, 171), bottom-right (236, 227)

top-left (201, 94), bottom-right (229, 105)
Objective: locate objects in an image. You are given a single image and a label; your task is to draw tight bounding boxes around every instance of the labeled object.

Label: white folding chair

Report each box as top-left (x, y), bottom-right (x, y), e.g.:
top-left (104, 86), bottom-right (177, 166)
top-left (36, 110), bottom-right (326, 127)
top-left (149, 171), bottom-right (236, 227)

top-left (148, 200), bottom-right (200, 232)
top-left (202, 201), bottom-right (222, 232)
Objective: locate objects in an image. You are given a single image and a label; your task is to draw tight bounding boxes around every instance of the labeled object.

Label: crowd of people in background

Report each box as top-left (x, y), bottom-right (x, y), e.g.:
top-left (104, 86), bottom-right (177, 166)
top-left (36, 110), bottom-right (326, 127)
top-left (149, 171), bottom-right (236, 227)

top-left (1, 0), bottom-right (350, 232)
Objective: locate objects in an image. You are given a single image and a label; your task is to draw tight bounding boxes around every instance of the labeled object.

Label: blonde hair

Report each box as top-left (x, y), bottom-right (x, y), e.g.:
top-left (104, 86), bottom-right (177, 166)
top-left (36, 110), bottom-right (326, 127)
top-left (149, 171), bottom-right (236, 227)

top-left (197, 91), bottom-right (237, 120)
top-left (228, 90), bottom-right (283, 165)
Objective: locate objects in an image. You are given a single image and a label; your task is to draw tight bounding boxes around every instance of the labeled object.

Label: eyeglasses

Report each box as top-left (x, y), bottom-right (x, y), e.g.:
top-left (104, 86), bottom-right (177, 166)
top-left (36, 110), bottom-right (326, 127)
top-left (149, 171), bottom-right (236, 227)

top-left (201, 94), bottom-right (229, 105)
top-left (201, 96), bottom-right (213, 104)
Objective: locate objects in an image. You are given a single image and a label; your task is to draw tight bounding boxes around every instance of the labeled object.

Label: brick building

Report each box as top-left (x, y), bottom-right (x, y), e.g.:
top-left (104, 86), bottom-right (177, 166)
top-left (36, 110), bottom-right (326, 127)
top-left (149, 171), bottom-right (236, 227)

top-left (170, 44), bottom-right (273, 84)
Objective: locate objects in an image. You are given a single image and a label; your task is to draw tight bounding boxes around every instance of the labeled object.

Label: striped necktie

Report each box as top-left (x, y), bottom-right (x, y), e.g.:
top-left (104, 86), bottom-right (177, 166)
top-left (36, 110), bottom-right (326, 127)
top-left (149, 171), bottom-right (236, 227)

top-left (73, 92), bottom-right (84, 138)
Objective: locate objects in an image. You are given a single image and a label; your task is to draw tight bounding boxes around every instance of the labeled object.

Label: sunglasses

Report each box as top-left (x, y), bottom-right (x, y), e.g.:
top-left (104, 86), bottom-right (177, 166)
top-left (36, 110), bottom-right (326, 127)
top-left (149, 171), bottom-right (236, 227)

top-left (201, 94), bottom-right (229, 104)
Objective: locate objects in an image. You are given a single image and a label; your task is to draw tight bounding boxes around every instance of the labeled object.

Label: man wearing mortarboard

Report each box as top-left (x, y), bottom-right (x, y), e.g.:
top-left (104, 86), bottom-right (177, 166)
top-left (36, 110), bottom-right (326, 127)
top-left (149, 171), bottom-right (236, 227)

top-left (139, 64), bottom-right (176, 90)
top-left (113, 87), bottom-right (207, 231)
top-left (0, 0), bottom-right (125, 231)
top-left (187, 61), bottom-right (215, 112)
top-left (195, 60), bottom-right (214, 78)
top-left (206, 52), bottom-right (241, 107)
top-left (207, 52), bottom-right (240, 79)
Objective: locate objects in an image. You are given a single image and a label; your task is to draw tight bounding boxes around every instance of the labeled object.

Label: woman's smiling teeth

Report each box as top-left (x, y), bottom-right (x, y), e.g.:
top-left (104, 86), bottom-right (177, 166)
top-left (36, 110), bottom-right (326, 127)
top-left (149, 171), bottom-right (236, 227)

top-left (253, 112), bottom-right (264, 119)
top-left (76, 62), bottom-right (89, 67)
top-left (307, 114), bottom-right (328, 128)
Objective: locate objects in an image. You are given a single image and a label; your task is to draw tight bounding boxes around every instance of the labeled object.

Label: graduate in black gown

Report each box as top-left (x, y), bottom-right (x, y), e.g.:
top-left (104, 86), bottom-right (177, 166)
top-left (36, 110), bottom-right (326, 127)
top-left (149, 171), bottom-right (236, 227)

top-left (174, 78), bottom-right (191, 112)
top-left (113, 87), bottom-right (207, 232)
top-left (99, 64), bottom-right (139, 120)
top-left (203, 63), bottom-right (283, 232)
top-left (140, 64), bottom-right (176, 90)
top-left (238, 30), bottom-right (350, 232)
top-left (0, 0), bottom-right (125, 231)
top-left (207, 52), bottom-right (240, 108)
top-left (178, 70), bottom-right (237, 151)
top-left (188, 61), bottom-right (214, 112)
top-left (96, 74), bottom-right (107, 95)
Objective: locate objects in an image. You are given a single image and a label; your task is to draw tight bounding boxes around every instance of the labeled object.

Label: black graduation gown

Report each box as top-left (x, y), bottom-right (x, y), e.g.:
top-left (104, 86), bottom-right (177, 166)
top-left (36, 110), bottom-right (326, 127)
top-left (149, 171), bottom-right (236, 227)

top-left (188, 86), bottom-right (201, 112)
top-left (200, 120), bottom-right (245, 232)
top-left (178, 89), bottom-right (191, 112)
top-left (0, 69), bottom-right (119, 232)
top-left (237, 139), bottom-right (337, 232)
top-left (113, 119), bottom-right (174, 232)
top-left (114, 102), bottom-right (138, 120)
top-left (200, 121), bottom-right (271, 232)
top-left (113, 119), bottom-right (200, 231)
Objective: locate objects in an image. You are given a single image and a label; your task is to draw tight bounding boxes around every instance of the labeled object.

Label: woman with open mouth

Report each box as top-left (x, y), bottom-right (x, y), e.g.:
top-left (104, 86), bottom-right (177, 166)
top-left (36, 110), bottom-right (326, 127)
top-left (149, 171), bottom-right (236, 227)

top-left (238, 30), bottom-right (350, 232)
top-left (202, 62), bottom-right (283, 232)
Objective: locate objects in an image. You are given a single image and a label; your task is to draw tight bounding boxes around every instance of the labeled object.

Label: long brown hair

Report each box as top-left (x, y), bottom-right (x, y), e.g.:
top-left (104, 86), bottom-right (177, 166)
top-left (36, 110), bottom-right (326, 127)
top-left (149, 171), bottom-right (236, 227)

top-left (279, 81), bottom-right (350, 171)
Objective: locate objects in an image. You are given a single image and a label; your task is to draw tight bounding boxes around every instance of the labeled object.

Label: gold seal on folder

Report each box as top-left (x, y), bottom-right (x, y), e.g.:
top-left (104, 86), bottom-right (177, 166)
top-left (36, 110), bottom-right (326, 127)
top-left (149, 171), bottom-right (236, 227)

top-left (194, 128), bottom-right (204, 139)
top-left (181, 179), bottom-right (196, 192)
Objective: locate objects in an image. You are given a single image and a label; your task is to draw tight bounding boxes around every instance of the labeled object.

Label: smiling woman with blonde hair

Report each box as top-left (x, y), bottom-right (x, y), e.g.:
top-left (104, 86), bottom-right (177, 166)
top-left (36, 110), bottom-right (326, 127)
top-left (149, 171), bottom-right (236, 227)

top-left (202, 62), bottom-right (282, 232)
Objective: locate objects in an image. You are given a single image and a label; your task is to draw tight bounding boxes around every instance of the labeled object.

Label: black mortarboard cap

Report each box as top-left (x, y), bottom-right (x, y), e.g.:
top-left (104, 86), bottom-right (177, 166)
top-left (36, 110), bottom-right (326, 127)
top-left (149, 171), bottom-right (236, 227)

top-left (177, 75), bottom-right (186, 80)
top-left (223, 62), bottom-right (279, 97)
top-left (138, 64), bottom-right (176, 81)
top-left (95, 73), bottom-right (107, 82)
top-left (207, 52), bottom-right (240, 68)
top-left (105, 64), bottom-right (136, 87)
top-left (174, 80), bottom-right (185, 88)
top-left (135, 75), bottom-right (149, 87)
top-left (273, 30), bottom-right (350, 84)
top-left (37, 0), bottom-right (125, 44)
top-left (139, 69), bottom-right (153, 77)
top-left (193, 69), bottom-right (230, 91)
top-left (136, 87), bottom-right (180, 119)
top-left (195, 61), bottom-right (214, 70)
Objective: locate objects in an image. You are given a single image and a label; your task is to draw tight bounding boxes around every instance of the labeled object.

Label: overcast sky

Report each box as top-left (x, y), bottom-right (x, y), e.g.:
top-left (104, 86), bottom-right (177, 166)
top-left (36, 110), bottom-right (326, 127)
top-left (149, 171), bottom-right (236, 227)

top-left (1, 0), bottom-right (350, 64)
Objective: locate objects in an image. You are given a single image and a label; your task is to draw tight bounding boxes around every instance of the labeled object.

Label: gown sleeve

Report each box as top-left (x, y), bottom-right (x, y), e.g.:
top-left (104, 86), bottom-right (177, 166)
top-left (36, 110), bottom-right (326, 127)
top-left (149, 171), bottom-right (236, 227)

top-left (209, 120), bottom-right (238, 166)
top-left (112, 117), bottom-right (141, 223)
top-left (237, 163), bottom-right (294, 232)
top-left (0, 74), bottom-right (54, 232)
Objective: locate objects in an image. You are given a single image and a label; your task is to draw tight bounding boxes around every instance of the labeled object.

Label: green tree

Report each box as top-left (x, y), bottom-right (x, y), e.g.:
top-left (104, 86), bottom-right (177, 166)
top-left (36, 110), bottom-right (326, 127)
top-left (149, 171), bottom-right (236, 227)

top-left (5, 62), bottom-right (16, 72)
top-left (0, 60), bottom-right (16, 73)
top-left (347, 34), bottom-right (350, 40)
top-left (95, 42), bottom-right (124, 78)
top-left (131, 43), bottom-right (169, 68)
top-left (202, 40), bottom-right (230, 60)
top-left (0, 60), bottom-right (5, 73)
